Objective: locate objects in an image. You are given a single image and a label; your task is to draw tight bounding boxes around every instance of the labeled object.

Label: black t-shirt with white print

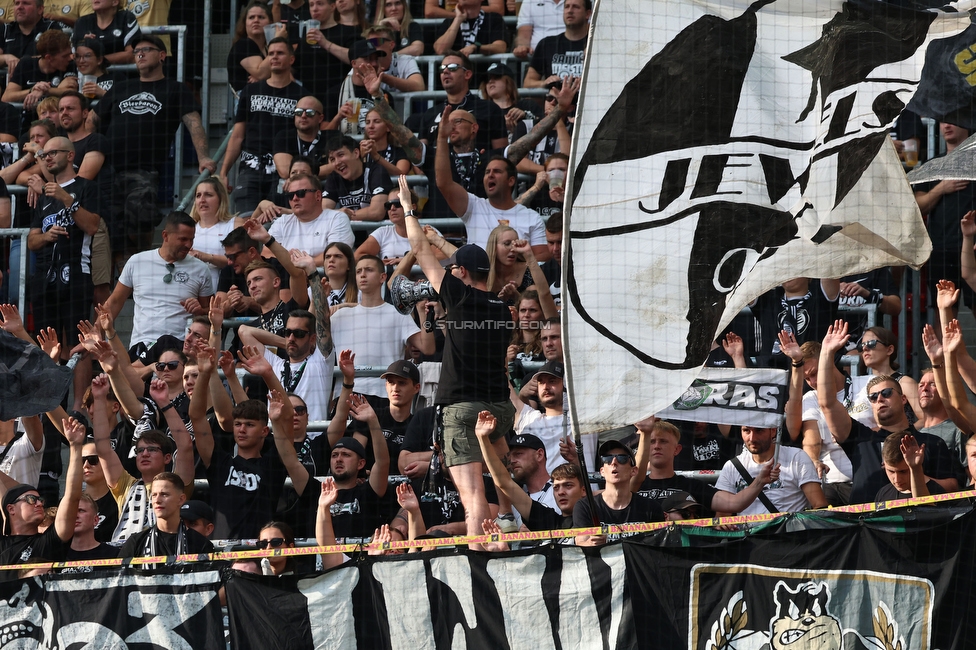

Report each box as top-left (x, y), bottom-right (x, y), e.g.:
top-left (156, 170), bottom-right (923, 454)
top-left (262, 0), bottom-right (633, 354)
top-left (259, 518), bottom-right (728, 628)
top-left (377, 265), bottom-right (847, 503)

top-left (321, 160), bottom-right (393, 211)
top-left (206, 448), bottom-right (288, 540)
top-left (235, 80), bottom-right (304, 171)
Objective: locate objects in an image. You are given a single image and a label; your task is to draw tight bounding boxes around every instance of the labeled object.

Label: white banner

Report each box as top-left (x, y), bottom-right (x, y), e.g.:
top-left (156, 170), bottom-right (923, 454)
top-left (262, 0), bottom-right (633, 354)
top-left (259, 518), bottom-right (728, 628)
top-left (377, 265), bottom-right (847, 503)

top-left (564, 0), bottom-right (973, 434)
top-left (656, 367), bottom-right (789, 428)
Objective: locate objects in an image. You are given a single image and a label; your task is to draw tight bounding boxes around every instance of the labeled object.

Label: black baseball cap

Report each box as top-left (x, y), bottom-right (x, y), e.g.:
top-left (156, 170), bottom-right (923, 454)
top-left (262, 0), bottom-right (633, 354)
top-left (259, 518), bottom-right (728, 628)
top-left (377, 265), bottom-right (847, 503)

top-left (509, 433), bottom-right (546, 452)
top-left (382, 360), bottom-right (420, 384)
top-left (349, 39), bottom-right (387, 61)
top-left (485, 62), bottom-right (515, 78)
top-left (446, 244), bottom-right (490, 274)
top-left (661, 491), bottom-right (700, 513)
top-left (535, 360), bottom-right (564, 380)
top-left (598, 440), bottom-right (635, 464)
top-left (333, 437), bottom-right (366, 458)
top-left (181, 500), bottom-right (215, 523)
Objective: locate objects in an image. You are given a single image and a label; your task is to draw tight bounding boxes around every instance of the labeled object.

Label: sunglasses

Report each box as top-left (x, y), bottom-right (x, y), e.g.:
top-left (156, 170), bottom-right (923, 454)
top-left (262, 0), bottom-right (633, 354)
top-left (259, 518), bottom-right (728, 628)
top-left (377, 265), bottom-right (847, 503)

top-left (256, 537), bottom-right (287, 549)
top-left (857, 339), bottom-right (881, 352)
top-left (440, 63), bottom-right (466, 73)
top-left (226, 250), bottom-right (245, 263)
top-left (384, 200), bottom-right (402, 210)
top-left (293, 405), bottom-right (308, 415)
top-left (282, 328), bottom-right (310, 339)
top-left (285, 188), bottom-right (316, 201)
top-left (545, 95), bottom-right (558, 103)
top-left (867, 387), bottom-right (896, 403)
top-left (293, 108), bottom-right (320, 117)
top-left (155, 360), bottom-right (181, 372)
top-left (601, 453), bottom-right (634, 466)
top-left (367, 37), bottom-right (391, 46)
top-left (163, 262), bottom-right (175, 284)
top-left (15, 494), bottom-right (44, 505)
top-left (82, 455), bottom-right (99, 466)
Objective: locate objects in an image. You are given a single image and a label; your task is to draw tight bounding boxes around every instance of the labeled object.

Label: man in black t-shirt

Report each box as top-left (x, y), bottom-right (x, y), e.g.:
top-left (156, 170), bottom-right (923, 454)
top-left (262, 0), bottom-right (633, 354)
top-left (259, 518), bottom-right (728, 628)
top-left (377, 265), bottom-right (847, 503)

top-left (61, 493), bottom-right (118, 573)
top-left (0, 1), bottom-right (65, 70)
top-left (322, 135), bottom-right (393, 221)
top-left (27, 135), bottom-right (102, 360)
top-left (95, 35), bottom-right (214, 248)
top-left (0, 414), bottom-right (85, 581)
top-left (221, 38), bottom-right (304, 214)
top-left (2, 29), bottom-right (77, 123)
top-left (632, 418), bottom-right (772, 517)
top-left (59, 90), bottom-right (117, 304)
top-left (216, 227), bottom-right (264, 318)
top-left (433, 0), bottom-right (508, 57)
top-left (523, 0), bottom-right (589, 88)
top-left (272, 95), bottom-right (336, 180)
top-left (404, 182), bottom-right (515, 545)
top-left (574, 440), bottom-right (663, 545)
top-left (747, 278), bottom-right (840, 368)
top-left (119, 472), bottom-right (213, 559)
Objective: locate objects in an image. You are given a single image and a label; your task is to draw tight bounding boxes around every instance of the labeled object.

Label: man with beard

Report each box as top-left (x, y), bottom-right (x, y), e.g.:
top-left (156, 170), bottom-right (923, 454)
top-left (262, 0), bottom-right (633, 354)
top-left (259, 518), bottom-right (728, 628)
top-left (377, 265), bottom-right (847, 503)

top-left (715, 425), bottom-right (827, 515)
top-left (103, 211), bottom-right (213, 358)
top-left (816, 320), bottom-right (962, 503)
top-left (512, 360), bottom-right (585, 474)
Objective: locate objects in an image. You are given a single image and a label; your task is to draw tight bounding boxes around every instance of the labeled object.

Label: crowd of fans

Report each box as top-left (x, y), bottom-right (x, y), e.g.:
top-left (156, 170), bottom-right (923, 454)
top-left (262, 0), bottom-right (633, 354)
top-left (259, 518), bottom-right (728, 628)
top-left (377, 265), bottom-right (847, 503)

top-left (0, 0), bottom-right (971, 578)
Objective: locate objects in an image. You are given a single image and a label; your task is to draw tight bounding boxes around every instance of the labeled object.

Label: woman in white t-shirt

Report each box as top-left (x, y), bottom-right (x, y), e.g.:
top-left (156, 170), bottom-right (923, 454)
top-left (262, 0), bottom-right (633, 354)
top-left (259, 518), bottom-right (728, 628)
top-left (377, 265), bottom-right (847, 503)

top-left (188, 179), bottom-right (244, 288)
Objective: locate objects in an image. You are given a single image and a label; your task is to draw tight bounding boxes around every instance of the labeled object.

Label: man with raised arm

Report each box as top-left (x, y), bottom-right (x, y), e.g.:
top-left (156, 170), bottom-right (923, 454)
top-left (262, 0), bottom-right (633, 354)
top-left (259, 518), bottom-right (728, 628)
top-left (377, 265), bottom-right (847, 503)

top-left (238, 253), bottom-right (335, 420)
top-left (259, 349), bottom-right (391, 540)
top-left (190, 346), bottom-right (289, 540)
top-left (90, 370), bottom-right (194, 542)
top-left (400, 175), bottom-right (514, 548)
top-left (632, 418), bottom-right (777, 516)
top-left (0, 414), bottom-right (85, 580)
top-left (816, 320), bottom-right (961, 504)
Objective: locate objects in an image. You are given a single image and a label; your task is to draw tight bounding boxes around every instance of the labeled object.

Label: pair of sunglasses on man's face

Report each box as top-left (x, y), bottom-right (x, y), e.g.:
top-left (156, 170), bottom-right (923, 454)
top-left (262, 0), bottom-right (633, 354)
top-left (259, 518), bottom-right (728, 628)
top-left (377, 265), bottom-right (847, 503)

top-left (867, 387), bottom-right (896, 403)
top-left (285, 188), bottom-right (317, 202)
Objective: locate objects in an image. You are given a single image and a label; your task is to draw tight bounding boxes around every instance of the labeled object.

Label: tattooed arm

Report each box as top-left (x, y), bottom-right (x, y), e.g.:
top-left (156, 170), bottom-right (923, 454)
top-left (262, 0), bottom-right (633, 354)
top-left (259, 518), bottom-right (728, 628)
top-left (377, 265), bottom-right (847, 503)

top-left (358, 62), bottom-right (424, 165)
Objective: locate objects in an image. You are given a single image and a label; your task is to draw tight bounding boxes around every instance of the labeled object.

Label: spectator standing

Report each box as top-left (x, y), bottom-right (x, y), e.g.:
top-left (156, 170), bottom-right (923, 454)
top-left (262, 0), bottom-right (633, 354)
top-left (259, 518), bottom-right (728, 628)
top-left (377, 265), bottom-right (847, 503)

top-left (522, 0), bottom-right (589, 87)
top-left (118, 472), bottom-right (214, 557)
top-left (514, 0), bottom-right (567, 57)
top-left (226, 1), bottom-right (277, 93)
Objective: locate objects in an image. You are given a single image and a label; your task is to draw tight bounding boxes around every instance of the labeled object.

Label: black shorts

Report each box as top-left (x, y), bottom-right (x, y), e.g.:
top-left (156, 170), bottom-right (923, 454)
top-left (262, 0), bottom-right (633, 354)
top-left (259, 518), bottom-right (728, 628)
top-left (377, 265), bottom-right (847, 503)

top-left (31, 273), bottom-right (93, 335)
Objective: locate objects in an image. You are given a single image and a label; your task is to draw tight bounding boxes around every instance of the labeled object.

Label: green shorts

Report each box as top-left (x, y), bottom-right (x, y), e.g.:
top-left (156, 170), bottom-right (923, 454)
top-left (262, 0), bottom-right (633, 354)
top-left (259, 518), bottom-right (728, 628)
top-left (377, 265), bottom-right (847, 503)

top-left (441, 400), bottom-right (516, 468)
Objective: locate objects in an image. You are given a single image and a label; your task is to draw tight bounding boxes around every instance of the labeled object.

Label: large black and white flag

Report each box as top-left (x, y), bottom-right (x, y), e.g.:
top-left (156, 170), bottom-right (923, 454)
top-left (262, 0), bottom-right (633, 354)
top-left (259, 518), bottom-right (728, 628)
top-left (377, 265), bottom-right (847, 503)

top-left (564, 0), bottom-right (972, 434)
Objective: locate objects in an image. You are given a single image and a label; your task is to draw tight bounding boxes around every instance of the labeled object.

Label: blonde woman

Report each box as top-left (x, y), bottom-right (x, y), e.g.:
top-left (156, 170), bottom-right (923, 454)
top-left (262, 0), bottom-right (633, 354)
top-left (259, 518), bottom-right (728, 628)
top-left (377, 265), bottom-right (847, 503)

top-left (189, 179), bottom-right (245, 287)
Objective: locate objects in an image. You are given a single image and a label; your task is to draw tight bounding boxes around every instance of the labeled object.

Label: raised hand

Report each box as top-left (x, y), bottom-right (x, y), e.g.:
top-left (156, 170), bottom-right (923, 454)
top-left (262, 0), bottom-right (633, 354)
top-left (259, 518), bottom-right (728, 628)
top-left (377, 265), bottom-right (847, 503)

top-left (94, 303), bottom-right (115, 338)
top-left (511, 239), bottom-right (534, 262)
top-left (237, 345), bottom-right (273, 377)
top-left (474, 410), bottom-right (496, 440)
top-left (0, 303), bottom-right (25, 334)
top-left (963, 211), bottom-right (976, 238)
top-left (555, 75), bottom-right (581, 110)
top-left (217, 350), bottom-right (236, 376)
top-left (90, 373), bottom-right (110, 399)
top-left (777, 330), bottom-right (802, 363)
top-left (900, 434), bottom-right (925, 470)
top-left (36, 327), bottom-right (60, 361)
top-left (338, 349), bottom-right (356, 384)
top-left (63, 416), bottom-right (86, 446)
top-left (368, 525), bottom-right (393, 556)
top-left (821, 319), bottom-right (850, 354)
top-left (347, 393), bottom-right (378, 424)
top-left (196, 344), bottom-right (216, 374)
top-left (396, 482), bottom-right (420, 512)
top-left (290, 249), bottom-right (316, 275)
top-left (944, 319), bottom-right (964, 354)
top-left (87, 339), bottom-right (117, 372)
top-left (77, 320), bottom-right (101, 350)
top-left (357, 61), bottom-right (382, 99)
top-left (921, 323), bottom-right (944, 365)
top-left (398, 175), bottom-right (413, 211)
top-left (722, 332), bottom-right (745, 360)
top-left (148, 378), bottom-right (170, 404)
top-left (319, 477), bottom-right (338, 511)
top-left (243, 218), bottom-right (271, 244)
top-left (208, 294), bottom-right (224, 331)
top-left (267, 388), bottom-right (286, 421)
top-left (936, 279), bottom-right (960, 310)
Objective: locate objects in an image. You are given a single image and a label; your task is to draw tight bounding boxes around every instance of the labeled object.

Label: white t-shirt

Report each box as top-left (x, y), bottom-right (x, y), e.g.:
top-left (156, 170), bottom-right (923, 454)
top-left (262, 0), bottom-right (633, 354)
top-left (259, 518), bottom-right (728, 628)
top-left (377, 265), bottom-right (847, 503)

top-left (716, 446), bottom-right (820, 516)
top-left (461, 194), bottom-right (546, 252)
top-left (846, 374), bottom-right (877, 429)
top-left (0, 428), bottom-right (44, 486)
top-left (382, 53), bottom-right (421, 93)
top-left (800, 391), bottom-right (854, 483)
top-left (516, 0), bottom-right (566, 50)
top-left (265, 347), bottom-right (336, 421)
top-left (119, 249), bottom-right (214, 348)
top-left (370, 224), bottom-right (441, 261)
top-left (194, 219), bottom-right (237, 289)
top-left (331, 303), bottom-right (419, 397)
top-left (268, 210), bottom-right (355, 257)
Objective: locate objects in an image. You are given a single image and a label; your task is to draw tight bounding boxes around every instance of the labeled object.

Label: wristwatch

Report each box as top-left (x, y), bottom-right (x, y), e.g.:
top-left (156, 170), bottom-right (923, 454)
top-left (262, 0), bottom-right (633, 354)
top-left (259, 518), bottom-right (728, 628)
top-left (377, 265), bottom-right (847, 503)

top-left (405, 210), bottom-right (418, 217)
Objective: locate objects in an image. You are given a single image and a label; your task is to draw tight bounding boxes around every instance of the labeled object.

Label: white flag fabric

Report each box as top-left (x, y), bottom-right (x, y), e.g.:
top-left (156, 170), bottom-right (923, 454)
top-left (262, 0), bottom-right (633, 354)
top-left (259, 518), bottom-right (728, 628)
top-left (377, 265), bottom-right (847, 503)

top-left (564, 0), bottom-right (972, 434)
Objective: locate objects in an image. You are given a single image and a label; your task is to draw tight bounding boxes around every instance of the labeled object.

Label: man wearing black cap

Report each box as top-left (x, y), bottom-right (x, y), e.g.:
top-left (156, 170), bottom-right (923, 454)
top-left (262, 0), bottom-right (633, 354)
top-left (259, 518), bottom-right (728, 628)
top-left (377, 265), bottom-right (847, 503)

top-left (335, 41), bottom-right (391, 137)
top-left (402, 181), bottom-right (518, 547)
top-left (341, 358), bottom-right (423, 464)
top-left (0, 415), bottom-right (85, 580)
top-left (363, 24), bottom-right (424, 93)
top-left (220, 37), bottom-right (304, 214)
top-left (180, 500), bottom-right (215, 539)
top-left (661, 491), bottom-right (704, 521)
top-left (574, 440), bottom-right (663, 546)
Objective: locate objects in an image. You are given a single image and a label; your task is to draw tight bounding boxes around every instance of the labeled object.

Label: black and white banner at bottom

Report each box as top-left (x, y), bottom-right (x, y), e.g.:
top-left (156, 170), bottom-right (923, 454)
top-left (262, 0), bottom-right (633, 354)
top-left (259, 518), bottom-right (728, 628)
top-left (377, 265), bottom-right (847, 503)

top-left (3, 507), bottom-right (976, 649)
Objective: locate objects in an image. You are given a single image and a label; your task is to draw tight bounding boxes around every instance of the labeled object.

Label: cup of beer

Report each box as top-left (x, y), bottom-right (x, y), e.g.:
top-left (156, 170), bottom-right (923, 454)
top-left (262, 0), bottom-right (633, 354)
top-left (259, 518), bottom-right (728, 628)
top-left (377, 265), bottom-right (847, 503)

top-left (903, 139), bottom-right (918, 167)
top-left (80, 74), bottom-right (97, 99)
top-left (548, 168), bottom-right (565, 189)
top-left (302, 19), bottom-right (320, 45)
top-left (264, 23), bottom-right (282, 45)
